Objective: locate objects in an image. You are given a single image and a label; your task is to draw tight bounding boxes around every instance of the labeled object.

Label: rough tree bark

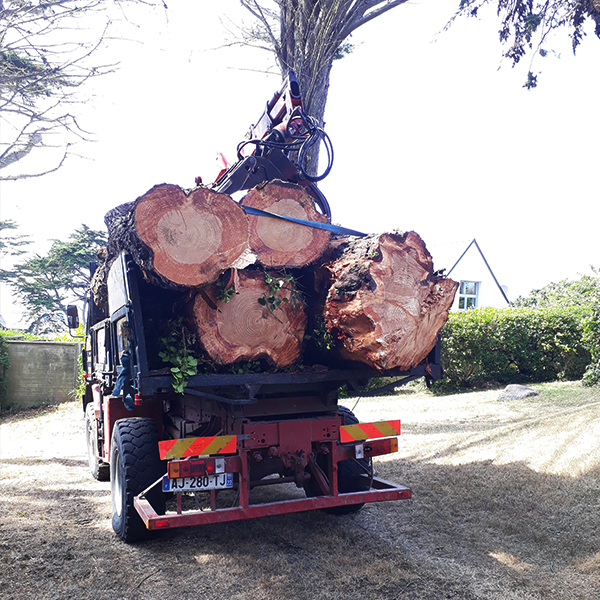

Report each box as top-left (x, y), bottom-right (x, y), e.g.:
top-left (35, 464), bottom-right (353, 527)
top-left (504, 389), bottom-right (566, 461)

top-left (192, 270), bottom-right (307, 366)
top-left (240, 180), bottom-right (331, 268)
top-left (321, 231), bottom-right (458, 371)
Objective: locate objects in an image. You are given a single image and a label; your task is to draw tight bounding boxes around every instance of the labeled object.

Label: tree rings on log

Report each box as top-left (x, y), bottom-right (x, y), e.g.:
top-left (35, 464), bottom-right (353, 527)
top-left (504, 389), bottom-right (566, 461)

top-left (193, 270), bottom-right (307, 366)
top-left (323, 231), bottom-right (458, 371)
top-left (134, 184), bottom-right (253, 287)
top-left (240, 180), bottom-right (330, 268)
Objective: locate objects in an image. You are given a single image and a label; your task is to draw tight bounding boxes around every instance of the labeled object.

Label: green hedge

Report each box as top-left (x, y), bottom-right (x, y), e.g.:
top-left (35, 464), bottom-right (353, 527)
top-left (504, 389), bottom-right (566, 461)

top-left (436, 306), bottom-right (591, 392)
top-left (582, 302), bottom-right (600, 386)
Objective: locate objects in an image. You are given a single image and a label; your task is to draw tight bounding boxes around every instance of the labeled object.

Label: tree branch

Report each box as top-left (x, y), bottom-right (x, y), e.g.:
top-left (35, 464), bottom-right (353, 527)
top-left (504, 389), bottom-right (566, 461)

top-left (340, 0), bottom-right (409, 39)
top-left (0, 145), bottom-right (70, 180)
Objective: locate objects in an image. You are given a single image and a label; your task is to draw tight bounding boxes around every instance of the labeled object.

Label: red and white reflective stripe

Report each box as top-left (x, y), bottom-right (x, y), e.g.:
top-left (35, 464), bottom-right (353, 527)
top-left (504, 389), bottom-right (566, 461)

top-left (340, 420), bottom-right (400, 443)
top-left (158, 436), bottom-right (237, 460)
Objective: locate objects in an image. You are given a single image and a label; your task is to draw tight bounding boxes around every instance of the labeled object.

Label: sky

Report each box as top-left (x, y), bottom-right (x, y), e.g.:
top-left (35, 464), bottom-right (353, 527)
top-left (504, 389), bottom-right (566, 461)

top-left (0, 0), bottom-right (599, 328)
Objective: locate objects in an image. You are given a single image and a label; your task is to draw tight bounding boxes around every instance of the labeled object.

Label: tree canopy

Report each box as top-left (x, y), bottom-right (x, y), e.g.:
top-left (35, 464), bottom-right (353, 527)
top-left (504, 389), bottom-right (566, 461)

top-left (0, 219), bottom-right (29, 258)
top-left (450, 0), bottom-right (600, 88)
top-left (512, 268), bottom-right (600, 308)
top-left (5, 225), bottom-right (107, 333)
top-left (0, 0), bottom-right (166, 180)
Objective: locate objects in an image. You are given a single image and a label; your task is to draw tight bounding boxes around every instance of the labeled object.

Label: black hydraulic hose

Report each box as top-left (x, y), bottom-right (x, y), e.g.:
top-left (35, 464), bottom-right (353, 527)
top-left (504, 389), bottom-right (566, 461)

top-left (298, 127), bottom-right (334, 182)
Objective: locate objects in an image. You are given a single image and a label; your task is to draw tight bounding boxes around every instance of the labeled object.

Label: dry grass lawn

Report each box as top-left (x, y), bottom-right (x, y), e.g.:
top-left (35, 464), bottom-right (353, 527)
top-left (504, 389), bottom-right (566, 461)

top-left (1, 381), bottom-right (599, 600)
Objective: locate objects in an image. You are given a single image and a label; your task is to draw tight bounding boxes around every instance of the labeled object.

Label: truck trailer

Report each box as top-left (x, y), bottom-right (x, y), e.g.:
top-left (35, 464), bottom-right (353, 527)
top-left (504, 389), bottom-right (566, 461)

top-left (81, 72), bottom-right (451, 542)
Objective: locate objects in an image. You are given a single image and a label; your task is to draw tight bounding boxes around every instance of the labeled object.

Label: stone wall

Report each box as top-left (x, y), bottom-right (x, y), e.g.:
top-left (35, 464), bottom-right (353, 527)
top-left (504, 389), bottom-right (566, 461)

top-left (3, 341), bottom-right (81, 410)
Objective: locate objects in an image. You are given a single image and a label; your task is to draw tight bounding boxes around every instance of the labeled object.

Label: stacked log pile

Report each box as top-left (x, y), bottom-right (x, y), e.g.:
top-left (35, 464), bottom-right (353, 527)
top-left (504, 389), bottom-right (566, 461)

top-left (93, 180), bottom-right (458, 372)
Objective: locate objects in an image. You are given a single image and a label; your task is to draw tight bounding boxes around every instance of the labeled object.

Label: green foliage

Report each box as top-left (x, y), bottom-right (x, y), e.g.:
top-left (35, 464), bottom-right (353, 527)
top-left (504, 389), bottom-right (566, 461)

top-left (216, 277), bottom-right (236, 303)
top-left (0, 220), bottom-right (30, 279)
top-left (307, 316), bottom-right (335, 352)
top-left (0, 328), bottom-right (45, 341)
top-left (53, 323), bottom-right (87, 398)
top-left (512, 269), bottom-right (600, 387)
top-left (524, 71), bottom-right (538, 89)
top-left (436, 306), bottom-right (591, 392)
top-left (512, 269), bottom-right (600, 308)
top-left (229, 360), bottom-right (262, 375)
top-left (0, 220), bottom-right (30, 257)
top-left (159, 321), bottom-right (198, 394)
top-left (0, 1), bottom-right (168, 178)
top-left (258, 271), bottom-right (300, 312)
top-left (334, 42), bottom-right (354, 60)
top-left (451, 1), bottom-right (600, 87)
top-left (0, 50), bottom-right (60, 98)
top-left (582, 293), bottom-right (600, 387)
top-left (6, 225), bottom-right (107, 334)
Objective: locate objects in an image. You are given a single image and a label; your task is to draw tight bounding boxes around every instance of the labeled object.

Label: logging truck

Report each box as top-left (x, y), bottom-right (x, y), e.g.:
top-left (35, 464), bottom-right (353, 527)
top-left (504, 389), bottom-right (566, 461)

top-left (81, 71), bottom-right (457, 542)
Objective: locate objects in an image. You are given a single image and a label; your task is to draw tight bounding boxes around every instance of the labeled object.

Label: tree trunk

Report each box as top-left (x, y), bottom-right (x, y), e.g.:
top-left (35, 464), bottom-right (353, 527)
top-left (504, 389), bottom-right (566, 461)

top-left (104, 184), bottom-right (254, 289)
top-left (240, 181), bottom-right (331, 268)
top-left (192, 270), bottom-right (307, 366)
top-left (321, 231), bottom-right (458, 371)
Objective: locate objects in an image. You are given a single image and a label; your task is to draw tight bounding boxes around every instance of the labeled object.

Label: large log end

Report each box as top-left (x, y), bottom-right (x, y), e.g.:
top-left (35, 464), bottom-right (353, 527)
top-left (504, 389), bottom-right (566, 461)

top-left (241, 180), bottom-right (331, 268)
top-left (135, 184), bottom-right (252, 287)
top-left (193, 270), bottom-right (307, 367)
top-left (323, 231), bottom-right (458, 371)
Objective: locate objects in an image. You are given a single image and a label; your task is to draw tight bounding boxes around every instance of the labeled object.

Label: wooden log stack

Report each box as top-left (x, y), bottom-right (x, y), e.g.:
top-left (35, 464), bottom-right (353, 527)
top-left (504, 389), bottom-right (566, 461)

top-left (94, 180), bottom-right (458, 372)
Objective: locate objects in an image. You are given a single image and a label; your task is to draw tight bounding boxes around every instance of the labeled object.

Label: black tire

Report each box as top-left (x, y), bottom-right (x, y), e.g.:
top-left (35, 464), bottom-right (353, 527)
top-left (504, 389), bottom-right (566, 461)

top-left (305, 406), bottom-right (373, 515)
top-left (85, 403), bottom-right (110, 481)
top-left (110, 417), bottom-right (166, 542)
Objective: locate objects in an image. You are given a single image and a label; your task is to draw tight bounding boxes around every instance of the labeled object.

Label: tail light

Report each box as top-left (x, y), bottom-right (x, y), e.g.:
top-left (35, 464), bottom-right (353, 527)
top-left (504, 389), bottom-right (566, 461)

top-left (167, 458), bottom-right (218, 479)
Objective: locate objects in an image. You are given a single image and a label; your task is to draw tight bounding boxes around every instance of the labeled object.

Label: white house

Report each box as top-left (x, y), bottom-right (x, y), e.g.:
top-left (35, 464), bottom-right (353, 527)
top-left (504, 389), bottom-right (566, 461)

top-left (443, 239), bottom-right (510, 311)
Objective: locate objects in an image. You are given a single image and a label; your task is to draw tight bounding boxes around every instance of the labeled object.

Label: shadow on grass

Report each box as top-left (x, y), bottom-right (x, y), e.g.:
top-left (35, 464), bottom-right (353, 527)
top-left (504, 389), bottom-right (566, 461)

top-left (123, 457), bottom-right (600, 600)
top-left (1, 457), bottom-right (599, 600)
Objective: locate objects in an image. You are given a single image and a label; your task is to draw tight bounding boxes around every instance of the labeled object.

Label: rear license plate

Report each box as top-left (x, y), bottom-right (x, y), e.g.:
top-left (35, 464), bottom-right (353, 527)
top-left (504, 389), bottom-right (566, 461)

top-left (162, 473), bottom-right (233, 493)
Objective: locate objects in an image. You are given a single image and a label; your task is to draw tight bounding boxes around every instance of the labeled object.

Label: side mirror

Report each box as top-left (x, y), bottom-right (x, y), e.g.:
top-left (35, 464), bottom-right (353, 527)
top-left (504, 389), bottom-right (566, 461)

top-left (66, 305), bottom-right (79, 329)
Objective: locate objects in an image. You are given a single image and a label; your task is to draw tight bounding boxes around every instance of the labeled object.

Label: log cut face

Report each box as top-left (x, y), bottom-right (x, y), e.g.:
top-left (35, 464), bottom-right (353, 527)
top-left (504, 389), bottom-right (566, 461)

top-left (134, 184), bottom-right (252, 287)
top-left (193, 270), bottom-right (307, 366)
top-left (240, 181), bottom-right (331, 268)
top-left (323, 231), bottom-right (458, 371)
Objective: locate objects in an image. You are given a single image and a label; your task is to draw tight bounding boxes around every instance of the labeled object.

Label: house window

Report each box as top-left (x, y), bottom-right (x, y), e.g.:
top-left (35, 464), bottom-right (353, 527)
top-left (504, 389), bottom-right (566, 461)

top-left (458, 281), bottom-right (479, 309)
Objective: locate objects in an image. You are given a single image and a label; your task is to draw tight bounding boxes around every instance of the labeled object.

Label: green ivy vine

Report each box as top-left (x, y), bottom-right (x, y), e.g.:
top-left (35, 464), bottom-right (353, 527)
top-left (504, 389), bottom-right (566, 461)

top-left (158, 320), bottom-right (199, 394)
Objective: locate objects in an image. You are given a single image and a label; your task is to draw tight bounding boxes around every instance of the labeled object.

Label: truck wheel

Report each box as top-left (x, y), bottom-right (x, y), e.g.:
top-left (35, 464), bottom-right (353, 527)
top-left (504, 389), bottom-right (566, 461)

top-left (306, 406), bottom-right (373, 515)
top-left (85, 403), bottom-right (110, 481)
top-left (110, 418), bottom-right (166, 542)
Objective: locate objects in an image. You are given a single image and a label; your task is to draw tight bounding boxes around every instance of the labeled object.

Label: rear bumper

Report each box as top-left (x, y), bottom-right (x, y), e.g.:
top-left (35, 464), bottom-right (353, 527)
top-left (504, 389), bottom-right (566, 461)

top-left (135, 476), bottom-right (411, 530)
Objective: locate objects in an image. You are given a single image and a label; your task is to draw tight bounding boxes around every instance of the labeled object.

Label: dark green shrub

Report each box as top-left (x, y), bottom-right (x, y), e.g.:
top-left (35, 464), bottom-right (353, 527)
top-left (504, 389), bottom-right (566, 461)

top-left (436, 306), bottom-right (591, 392)
top-left (582, 301), bottom-right (600, 387)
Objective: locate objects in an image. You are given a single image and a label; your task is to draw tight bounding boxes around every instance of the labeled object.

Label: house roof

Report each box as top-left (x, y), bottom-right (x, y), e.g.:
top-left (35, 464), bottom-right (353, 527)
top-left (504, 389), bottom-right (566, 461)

top-left (447, 238), bottom-right (510, 305)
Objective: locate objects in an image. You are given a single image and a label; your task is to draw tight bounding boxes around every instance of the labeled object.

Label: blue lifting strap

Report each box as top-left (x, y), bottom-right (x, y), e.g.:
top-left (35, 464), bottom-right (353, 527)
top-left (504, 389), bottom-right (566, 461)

top-left (241, 205), bottom-right (367, 237)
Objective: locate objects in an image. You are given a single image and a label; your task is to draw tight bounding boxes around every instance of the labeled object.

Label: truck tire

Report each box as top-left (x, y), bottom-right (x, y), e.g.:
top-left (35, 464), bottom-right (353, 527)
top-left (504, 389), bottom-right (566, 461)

top-left (85, 403), bottom-right (110, 481)
top-left (110, 417), bottom-right (166, 542)
top-left (305, 405), bottom-right (373, 515)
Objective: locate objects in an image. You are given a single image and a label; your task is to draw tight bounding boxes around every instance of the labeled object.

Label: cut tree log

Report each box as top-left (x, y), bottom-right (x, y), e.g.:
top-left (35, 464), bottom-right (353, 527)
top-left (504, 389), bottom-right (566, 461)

top-left (104, 184), bottom-right (254, 289)
top-left (321, 231), bottom-right (458, 371)
top-left (240, 180), bottom-right (331, 268)
top-left (192, 270), bottom-right (307, 367)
